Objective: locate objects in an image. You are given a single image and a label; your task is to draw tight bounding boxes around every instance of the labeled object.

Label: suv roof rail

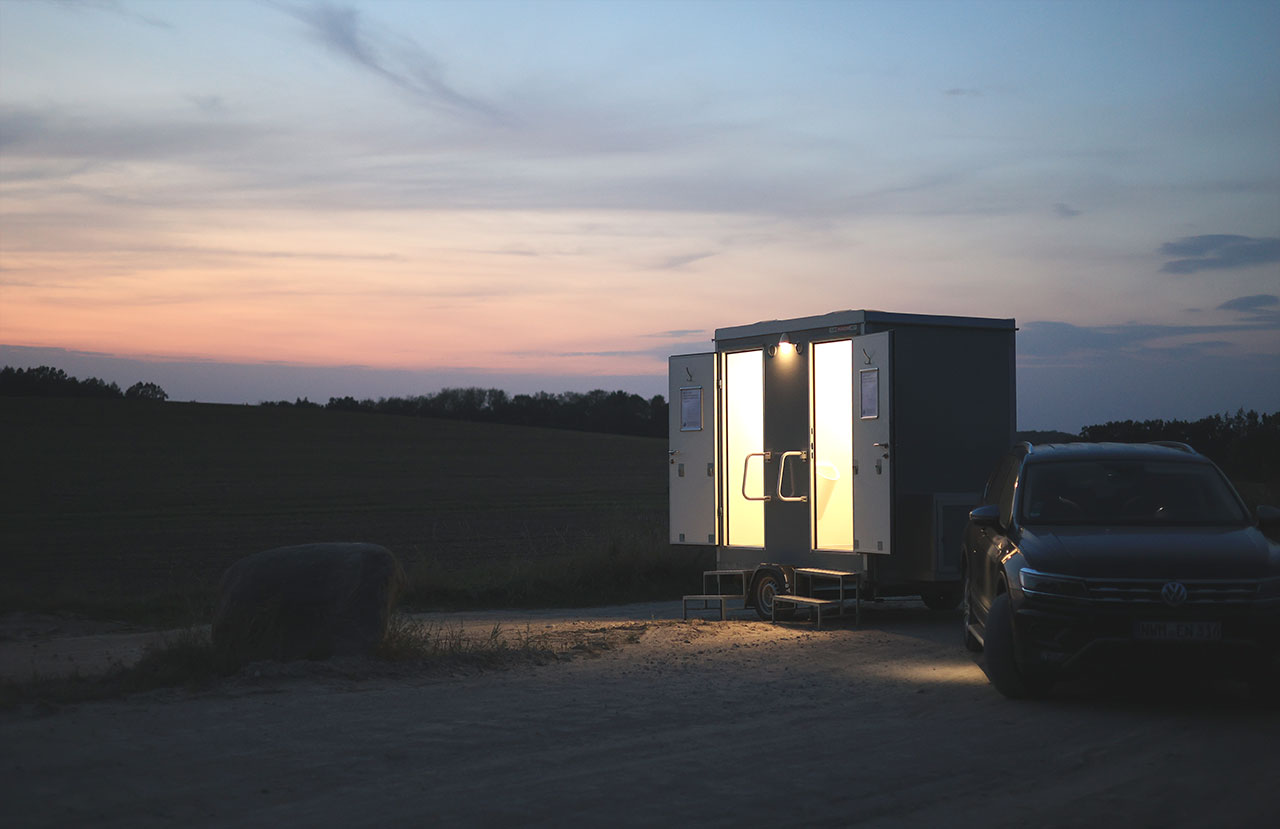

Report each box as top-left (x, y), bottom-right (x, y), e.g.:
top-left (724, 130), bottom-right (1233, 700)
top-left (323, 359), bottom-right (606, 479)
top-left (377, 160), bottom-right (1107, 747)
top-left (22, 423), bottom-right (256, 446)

top-left (1148, 440), bottom-right (1197, 454)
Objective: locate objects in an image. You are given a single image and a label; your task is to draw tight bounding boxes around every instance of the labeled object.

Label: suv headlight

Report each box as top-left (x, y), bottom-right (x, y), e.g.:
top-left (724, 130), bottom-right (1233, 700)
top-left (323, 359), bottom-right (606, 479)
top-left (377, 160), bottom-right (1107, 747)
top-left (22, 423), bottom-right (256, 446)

top-left (1019, 568), bottom-right (1088, 599)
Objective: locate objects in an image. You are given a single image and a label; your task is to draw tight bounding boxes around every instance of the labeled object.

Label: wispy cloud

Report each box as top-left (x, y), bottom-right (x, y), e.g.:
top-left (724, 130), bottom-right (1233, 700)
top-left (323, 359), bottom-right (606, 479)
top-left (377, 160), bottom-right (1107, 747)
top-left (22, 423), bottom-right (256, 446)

top-left (0, 105), bottom-right (266, 163)
top-left (276, 2), bottom-right (503, 124)
top-left (1020, 316), bottom-right (1280, 366)
top-left (185, 94), bottom-right (227, 115)
top-left (654, 251), bottom-right (716, 270)
top-left (47, 0), bottom-right (173, 30)
top-left (641, 329), bottom-right (709, 339)
top-left (516, 336), bottom-right (709, 363)
top-left (1216, 294), bottom-right (1280, 327)
top-left (1217, 294), bottom-right (1278, 313)
top-left (1159, 234), bottom-right (1280, 274)
top-left (1052, 202), bottom-right (1081, 218)
top-left (943, 88), bottom-right (982, 97)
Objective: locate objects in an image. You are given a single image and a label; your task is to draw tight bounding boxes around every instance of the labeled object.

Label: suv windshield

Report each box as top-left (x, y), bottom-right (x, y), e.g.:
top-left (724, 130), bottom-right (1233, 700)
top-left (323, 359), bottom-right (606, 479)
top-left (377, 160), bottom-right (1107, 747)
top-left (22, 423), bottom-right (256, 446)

top-left (1019, 459), bottom-right (1250, 526)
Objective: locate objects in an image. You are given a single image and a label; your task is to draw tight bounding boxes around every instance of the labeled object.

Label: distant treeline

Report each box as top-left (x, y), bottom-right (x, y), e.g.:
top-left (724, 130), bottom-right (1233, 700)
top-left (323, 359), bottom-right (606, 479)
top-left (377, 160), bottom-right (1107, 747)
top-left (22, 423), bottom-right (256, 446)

top-left (1079, 410), bottom-right (1279, 483)
top-left (0, 366), bottom-right (168, 401)
top-left (261, 387), bottom-right (669, 438)
top-left (4, 366), bottom-right (1276, 476)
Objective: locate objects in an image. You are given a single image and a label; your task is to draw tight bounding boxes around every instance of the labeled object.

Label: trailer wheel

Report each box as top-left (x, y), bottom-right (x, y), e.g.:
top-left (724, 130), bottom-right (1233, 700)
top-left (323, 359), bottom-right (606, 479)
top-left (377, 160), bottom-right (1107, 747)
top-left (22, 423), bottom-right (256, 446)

top-left (751, 570), bottom-right (794, 622)
top-left (920, 588), bottom-right (961, 612)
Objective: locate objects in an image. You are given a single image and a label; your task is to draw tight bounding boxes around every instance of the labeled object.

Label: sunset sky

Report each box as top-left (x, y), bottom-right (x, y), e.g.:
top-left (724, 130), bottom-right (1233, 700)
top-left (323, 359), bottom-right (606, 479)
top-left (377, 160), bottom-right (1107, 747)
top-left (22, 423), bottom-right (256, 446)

top-left (2, 0), bottom-right (1277, 430)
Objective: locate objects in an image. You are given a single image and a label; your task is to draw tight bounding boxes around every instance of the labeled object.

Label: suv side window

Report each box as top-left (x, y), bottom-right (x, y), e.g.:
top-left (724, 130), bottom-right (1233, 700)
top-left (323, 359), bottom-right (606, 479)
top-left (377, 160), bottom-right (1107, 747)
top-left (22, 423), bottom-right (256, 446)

top-left (996, 457), bottom-right (1022, 528)
top-left (982, 453), bottom-right (1013, 505)
top-left (983, 453), bottom-right (1019, 509)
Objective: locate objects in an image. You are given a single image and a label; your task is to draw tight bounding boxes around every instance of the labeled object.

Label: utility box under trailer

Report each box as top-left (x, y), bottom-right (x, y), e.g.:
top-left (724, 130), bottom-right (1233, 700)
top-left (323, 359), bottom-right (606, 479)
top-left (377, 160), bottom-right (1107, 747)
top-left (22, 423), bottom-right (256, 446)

top-left (670, 309), bottom-right (1016, 621)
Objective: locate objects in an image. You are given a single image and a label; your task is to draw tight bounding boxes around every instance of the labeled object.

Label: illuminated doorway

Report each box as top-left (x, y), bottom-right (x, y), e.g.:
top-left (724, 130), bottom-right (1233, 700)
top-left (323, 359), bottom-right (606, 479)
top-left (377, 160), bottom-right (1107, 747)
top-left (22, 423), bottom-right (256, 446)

top-left (812, 340), bottom-right (854, 551)
top-left (723, 349), bottom-right (764, 547)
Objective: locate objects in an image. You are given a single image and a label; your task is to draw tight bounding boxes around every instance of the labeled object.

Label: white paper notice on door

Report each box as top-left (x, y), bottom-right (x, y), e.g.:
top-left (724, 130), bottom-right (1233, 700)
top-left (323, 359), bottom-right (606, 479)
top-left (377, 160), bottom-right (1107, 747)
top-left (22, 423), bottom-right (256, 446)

top-left (860, 369), bottom-right (879, 420)
top-left (680, 387), bottom-right (702, 431)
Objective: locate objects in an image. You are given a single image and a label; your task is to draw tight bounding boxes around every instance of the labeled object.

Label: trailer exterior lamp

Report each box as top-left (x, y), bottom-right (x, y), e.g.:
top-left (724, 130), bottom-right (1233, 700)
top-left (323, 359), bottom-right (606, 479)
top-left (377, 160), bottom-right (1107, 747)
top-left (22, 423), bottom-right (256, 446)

top-left (768, 333), bottom-right (802, 357)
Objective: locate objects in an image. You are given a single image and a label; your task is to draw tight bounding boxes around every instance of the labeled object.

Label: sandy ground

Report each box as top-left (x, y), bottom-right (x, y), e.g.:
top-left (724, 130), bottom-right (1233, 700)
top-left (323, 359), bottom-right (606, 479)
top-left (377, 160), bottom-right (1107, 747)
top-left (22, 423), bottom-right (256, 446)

top-left (3, 600), bottom-right (1279, 827)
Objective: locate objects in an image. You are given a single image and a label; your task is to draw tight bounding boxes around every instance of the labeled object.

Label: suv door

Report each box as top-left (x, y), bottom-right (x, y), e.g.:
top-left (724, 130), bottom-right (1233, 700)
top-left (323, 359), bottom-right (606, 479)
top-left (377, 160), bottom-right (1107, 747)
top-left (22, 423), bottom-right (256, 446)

top-left (968, 451), bottom-right (1021, 621)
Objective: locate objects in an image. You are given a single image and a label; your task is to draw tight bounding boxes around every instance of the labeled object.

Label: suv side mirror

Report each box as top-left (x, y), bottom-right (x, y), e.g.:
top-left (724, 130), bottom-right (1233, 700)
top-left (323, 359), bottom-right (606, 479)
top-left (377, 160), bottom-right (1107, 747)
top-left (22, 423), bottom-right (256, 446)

top-left (969, 504), bottom-right (1002, 529)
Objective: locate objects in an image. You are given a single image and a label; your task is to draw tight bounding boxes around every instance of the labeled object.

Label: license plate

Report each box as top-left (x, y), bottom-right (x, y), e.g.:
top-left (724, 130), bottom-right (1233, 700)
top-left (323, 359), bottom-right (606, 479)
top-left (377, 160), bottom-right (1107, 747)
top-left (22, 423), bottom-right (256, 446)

top-left (1133, 621), bottom-right (1222, 641)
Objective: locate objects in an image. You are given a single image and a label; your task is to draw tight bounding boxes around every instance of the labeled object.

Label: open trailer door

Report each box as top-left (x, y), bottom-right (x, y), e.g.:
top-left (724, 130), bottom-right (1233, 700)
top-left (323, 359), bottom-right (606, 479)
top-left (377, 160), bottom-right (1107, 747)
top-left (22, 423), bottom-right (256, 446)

top-left (853, 331), bottom-right (892, 555)
top-left (669, 353), bottom-right (718, 545)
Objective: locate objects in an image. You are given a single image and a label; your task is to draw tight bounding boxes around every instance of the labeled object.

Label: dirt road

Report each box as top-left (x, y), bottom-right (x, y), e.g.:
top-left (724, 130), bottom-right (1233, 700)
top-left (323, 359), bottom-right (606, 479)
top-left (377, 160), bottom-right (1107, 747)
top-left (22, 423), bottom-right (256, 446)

top-left (3, 600), bottom-right (1278, 827)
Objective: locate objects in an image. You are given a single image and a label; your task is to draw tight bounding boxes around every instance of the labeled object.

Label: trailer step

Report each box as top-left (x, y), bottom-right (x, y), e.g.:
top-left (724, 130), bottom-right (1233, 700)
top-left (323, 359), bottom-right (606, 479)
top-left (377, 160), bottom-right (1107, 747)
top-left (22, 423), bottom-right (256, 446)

top-left (777, 568), bottom-right (861, 629)
top-left (794, 567), bottom-right (859, 579)
top-left (682, 595), bottom-right (738, 621)
top-left (682, 570), bottom-right (752, 621)
top-left (771, 595), bottom-right (842, 629)
top-left (701, 569), bottom-right (752, 595)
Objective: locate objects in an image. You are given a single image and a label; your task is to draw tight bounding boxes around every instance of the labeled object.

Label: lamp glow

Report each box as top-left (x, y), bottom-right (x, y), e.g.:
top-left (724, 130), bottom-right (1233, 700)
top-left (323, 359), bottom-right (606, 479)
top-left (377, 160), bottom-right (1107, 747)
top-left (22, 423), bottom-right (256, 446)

top-left (778, 333), bottom-right (795, 356)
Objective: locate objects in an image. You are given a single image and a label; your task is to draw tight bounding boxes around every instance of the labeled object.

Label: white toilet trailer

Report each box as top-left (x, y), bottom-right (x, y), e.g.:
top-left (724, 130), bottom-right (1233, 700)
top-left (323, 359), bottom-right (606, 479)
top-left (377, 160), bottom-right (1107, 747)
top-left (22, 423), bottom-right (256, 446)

top-left (670, 309), bottom-right (1016, 620)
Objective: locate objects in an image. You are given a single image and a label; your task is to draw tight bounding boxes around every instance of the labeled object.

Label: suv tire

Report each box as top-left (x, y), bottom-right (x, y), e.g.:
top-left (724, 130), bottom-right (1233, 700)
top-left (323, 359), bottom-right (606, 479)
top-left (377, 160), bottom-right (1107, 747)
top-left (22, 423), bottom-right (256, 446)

top-left (962, 569), bottom-right (983, 653)
top-left (983, 592), bottom-right (1051, 699)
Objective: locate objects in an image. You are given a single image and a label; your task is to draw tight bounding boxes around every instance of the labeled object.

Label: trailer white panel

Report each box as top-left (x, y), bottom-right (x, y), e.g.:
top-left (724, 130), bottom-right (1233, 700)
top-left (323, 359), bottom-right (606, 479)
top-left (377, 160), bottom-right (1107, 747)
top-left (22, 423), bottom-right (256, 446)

top-left (668, 353), bottom-right (718, 545)
top-left (853, 331), bottom-right (892, 555)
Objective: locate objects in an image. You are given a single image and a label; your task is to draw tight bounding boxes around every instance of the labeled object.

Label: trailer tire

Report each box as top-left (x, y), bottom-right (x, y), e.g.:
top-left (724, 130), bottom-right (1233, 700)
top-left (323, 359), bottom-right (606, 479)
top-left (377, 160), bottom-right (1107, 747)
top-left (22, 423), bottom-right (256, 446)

top-left (920, 588), bottom-right (961, 612)
top-left (751, 570), bottom-right (794, 622)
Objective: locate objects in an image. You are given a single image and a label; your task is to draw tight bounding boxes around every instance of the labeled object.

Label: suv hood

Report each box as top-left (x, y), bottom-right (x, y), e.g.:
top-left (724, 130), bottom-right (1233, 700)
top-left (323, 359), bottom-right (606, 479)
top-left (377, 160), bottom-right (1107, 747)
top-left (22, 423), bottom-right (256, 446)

top-left (1018, 525), bottom-right (1278, 580)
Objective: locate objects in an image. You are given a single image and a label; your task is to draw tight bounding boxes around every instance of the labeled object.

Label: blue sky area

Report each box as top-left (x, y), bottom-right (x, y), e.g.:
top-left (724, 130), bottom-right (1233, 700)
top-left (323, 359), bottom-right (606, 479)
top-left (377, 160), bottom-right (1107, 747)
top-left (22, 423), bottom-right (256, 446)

top-left (1, 0), bottom-right (1277, 430)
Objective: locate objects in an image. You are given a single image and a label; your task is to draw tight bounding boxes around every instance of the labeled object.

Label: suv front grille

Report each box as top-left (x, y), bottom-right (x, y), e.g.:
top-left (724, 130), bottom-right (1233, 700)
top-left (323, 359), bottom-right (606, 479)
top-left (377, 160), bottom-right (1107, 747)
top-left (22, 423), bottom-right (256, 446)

top-left (1085, 578), bottom-right (1259, 605)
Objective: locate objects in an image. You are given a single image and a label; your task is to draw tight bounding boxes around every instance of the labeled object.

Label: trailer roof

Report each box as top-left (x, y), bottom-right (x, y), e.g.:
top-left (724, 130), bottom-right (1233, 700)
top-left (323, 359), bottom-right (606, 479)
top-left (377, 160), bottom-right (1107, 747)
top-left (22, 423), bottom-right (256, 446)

top-left (714, 309), bottom-right (1016, 341)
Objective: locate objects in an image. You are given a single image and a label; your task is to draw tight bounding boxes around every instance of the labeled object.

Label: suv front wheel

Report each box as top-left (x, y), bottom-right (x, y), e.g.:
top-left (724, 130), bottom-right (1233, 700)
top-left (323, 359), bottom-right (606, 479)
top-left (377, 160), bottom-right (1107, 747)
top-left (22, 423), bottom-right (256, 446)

top-left (983, 592), bottom-right (1052, 699)
top-left (962, 567), bottom-right (983, 653)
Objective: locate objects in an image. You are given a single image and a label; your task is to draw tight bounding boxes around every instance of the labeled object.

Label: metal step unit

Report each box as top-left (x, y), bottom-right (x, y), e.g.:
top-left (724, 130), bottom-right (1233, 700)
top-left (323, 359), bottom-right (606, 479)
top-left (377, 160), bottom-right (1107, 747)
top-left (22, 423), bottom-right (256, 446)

top-left (772, 568), bottom-right (861, 630)
top-left (682, 569), bottom-right (752, 620)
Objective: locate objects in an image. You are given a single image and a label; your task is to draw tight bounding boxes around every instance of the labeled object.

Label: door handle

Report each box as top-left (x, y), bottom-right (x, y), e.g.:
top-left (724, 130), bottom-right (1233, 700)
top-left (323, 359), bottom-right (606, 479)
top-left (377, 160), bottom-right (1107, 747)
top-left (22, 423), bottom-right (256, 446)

top-left (742, 452), bottom-right (772, 501)
top-left (775, 449), bottom-right (808, 503)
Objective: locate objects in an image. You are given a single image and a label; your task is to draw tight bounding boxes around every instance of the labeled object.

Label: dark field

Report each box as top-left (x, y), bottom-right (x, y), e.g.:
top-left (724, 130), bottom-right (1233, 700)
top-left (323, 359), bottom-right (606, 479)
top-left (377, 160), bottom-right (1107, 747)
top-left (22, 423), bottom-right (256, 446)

top-left (1, 398), bottom-right (676, 621)
top-left (6, 398), bottom-right (1273, 624)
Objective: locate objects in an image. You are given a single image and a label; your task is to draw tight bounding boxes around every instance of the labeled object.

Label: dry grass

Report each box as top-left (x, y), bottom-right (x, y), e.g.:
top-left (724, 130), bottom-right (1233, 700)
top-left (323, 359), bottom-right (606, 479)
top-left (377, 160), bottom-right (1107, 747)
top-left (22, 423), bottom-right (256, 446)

top-left (0, 614), bottom-right (655, 709)
top-left (399, 517), bottom-right (711, 611)
top-left (0, 627), bottom-right (226, 710)
top-left (376, 615), bottom-right (552, 665)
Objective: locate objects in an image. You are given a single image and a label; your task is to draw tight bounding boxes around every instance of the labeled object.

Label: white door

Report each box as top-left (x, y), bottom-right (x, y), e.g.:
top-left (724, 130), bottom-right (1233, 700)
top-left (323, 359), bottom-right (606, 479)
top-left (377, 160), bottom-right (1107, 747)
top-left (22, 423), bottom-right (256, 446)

top-left (668, 353), bottom-right (717, 545)
top-left (853, 331), bottom-right (892, 555)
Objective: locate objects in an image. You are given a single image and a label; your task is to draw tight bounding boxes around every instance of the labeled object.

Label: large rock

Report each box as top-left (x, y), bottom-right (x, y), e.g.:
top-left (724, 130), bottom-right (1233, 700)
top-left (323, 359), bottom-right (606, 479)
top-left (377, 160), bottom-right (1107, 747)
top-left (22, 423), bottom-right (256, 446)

top-left (212, 543), bottom-right (402, 664)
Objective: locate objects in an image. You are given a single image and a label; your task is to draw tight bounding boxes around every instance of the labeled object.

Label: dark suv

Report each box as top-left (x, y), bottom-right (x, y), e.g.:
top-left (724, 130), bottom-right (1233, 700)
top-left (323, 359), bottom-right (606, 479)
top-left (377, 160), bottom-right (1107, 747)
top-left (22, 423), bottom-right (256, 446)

top-left (962, 441), bottom-right (1280, 699)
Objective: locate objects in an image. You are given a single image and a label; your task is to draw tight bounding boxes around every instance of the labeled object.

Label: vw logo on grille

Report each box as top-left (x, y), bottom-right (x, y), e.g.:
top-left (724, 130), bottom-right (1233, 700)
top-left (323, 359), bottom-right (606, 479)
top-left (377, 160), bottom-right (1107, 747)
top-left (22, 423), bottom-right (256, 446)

top-left (1161, 582), bottom-right (1189, 607)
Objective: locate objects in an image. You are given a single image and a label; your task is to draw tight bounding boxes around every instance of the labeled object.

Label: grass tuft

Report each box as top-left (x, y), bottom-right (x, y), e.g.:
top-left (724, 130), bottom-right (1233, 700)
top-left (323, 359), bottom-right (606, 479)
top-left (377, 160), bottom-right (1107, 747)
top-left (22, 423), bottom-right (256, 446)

top-left (399, 515), bottom-right (712, 611)
top-left (376, 615), bottom-right (556, 666)
top-left (0, 627), bottom-right (229, 710)
top-left (0, 613), bottom-right (621, 708)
